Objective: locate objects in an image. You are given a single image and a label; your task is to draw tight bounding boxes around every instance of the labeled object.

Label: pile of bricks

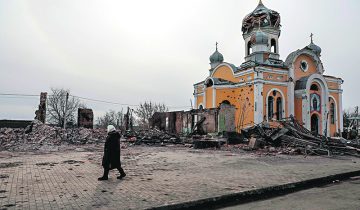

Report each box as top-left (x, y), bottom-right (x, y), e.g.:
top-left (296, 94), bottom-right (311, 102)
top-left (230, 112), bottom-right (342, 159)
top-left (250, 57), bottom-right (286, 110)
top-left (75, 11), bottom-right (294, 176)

top-left (0, 120), bottom-right (107, 151)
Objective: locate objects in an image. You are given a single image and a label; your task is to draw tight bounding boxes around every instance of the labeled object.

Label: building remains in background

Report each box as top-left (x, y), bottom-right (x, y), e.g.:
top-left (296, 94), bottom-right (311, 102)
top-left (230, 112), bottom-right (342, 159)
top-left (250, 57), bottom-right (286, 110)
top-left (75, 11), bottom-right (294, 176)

top-left (150, 103), bottom-right (236, 135)
top-left (35, 92), bottom-right (47, 123)
top-left (78, 108), bottom-right (94, 129)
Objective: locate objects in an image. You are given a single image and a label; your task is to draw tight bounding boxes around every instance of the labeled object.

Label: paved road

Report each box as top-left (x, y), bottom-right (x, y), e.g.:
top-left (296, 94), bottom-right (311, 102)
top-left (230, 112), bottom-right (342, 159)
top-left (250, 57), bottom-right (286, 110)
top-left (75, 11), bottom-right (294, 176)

top-left (0, 145), bottom-right (360, 209)
top-left (222, 177), bottom-right (360, 210)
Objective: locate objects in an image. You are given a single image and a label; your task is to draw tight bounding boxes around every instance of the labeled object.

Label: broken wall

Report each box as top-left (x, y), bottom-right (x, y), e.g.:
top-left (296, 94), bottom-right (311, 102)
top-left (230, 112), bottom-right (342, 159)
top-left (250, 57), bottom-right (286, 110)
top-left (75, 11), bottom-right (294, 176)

top-left (35, 92), bottom-right (47, 123)
top-left (78, 108), bottom-right (94, 129)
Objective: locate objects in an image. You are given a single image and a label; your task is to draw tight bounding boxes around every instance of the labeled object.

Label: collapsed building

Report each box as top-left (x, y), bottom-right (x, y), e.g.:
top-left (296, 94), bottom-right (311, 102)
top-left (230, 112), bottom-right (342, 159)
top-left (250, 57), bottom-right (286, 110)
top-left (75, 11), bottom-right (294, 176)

top-left (150, 103), bottom-right (236, 135)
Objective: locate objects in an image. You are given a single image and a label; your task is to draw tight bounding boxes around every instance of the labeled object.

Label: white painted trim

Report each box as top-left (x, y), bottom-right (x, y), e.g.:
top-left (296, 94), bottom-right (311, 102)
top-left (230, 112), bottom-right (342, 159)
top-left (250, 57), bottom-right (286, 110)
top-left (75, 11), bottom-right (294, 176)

top-left (213, 79), bottom-right (287, 89)
top-left (324, 77), bottom-right (343, 83)
top-left (288, 66), bottom-right (295, 117)
top-left (254, 80), bottom-right (264, 124)
top-left (193, 93), bottom-right (204, 97)
top-left (328, 89), bottom-right (343, 93)
top-left (304, 74), bottom-right (329, 135)
top-left (339, 92), bottom-right (343, 132)
top-left (194, 96), bottom-right (197, 109)
top-left (265, 88), bottom-right (286, 121)
top-left (234, 69), bottom-right (254, 77)
top-left (259, 68), bottom-right (289, 75)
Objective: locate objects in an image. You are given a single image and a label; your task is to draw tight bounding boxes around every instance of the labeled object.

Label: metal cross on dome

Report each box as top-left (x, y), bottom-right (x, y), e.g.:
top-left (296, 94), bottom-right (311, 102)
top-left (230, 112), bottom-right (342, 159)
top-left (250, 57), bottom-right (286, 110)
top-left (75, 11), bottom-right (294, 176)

top-left (310, 33), bottom-right (314, 43)
top-left (216, 42), bottom-right (218, 51)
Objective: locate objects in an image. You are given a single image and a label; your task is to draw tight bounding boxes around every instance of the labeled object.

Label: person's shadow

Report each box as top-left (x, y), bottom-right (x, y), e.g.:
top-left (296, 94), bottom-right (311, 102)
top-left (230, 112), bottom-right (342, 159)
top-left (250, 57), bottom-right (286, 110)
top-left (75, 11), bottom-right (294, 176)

top-left (85, 169), bottom-right (123, 209)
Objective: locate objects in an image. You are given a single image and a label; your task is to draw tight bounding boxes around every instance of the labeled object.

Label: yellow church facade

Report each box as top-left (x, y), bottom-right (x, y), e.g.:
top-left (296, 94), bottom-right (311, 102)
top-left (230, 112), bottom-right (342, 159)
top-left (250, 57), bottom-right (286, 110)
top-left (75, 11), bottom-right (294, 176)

top-left (193, 1), bottom-right (343, 137)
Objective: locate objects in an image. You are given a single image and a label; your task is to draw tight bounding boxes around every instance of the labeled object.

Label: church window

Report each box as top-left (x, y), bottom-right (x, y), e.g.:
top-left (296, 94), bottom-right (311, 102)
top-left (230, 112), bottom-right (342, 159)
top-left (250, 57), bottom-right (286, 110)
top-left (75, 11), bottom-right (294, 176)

top-left (276, 97), bottom-right (283, 120)
top-left (271, 39), bottom-right (277, 53)
top-left (300, 60), bottom-right (308, 71)
top-left (330, 102), bottom-right (335, 124)
top-left (272, 90), bottom-right (277, 96)
top-left (310, 84), bottom-right (319, 91)
top-left (268, 96), bottom-right (274, 120)
top-left (247, 41), bottom-right (252, 55)
top-left (198, 105), bottom-right (204, 110)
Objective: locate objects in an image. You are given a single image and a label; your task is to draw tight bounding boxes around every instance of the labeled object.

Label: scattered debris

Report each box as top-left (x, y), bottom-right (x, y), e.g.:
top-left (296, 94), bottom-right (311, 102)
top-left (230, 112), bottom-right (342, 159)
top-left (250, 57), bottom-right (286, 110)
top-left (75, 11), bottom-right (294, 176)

top-left (62, 160), bottom-right (84, 164)
top-left (0, 120), bottom-right (107, 151)
top-left (0, 162), bottom-right (22, 168)
top-left (242, 117), bottom-right (360, 157)
top-left (124, 128), bottom-right (181, 145)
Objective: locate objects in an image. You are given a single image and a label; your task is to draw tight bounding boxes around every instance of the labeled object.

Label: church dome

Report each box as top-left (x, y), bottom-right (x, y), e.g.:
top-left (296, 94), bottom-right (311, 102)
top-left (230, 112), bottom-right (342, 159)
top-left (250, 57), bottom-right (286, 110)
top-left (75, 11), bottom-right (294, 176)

top-left (250, 30), bottom-right (269, 45)
top-left (242, 0), bottom-right (281, 34)
top-left (209, 49), bottom-right (224, 63)
top-left (306, 42), bottom-right (322, 56)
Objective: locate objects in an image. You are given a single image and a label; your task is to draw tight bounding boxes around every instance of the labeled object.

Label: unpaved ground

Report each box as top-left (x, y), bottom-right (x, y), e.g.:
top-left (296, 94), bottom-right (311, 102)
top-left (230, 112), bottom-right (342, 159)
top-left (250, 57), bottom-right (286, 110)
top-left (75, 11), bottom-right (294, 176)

top-left (222, 177), bottom-right (360, 210)
top-left (0, 145), bottom-right (359, 209)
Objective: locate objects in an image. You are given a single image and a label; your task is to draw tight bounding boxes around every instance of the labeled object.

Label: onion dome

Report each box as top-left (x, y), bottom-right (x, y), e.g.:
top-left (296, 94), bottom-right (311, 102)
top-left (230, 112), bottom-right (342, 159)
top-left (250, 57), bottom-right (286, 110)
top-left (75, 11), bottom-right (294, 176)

top-left (209, 43), bottom-right (224, 63)
top-left (242, 0), bottom-right (281, 34)
top-left (305, 34), bottom-right (322, 56)
top-left (250, 30), bottom-right (269, 45)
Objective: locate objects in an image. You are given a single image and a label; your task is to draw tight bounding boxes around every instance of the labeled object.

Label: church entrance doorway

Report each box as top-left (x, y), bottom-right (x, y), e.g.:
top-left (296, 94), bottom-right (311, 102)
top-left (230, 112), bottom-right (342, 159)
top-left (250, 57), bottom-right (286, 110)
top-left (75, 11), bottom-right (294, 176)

top-left (311, 114), bottom-right (319, 135)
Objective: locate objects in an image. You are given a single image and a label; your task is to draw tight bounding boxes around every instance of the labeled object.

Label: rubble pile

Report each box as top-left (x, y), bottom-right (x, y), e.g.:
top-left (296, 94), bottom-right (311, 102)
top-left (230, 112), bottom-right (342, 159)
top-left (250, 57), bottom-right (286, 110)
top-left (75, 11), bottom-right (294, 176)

top-left (242, 117), bottom-right (360, 157)
top-left (0, 120), bottom-right (107, 151)
top-left (124, 128), bottom-right (181, 144)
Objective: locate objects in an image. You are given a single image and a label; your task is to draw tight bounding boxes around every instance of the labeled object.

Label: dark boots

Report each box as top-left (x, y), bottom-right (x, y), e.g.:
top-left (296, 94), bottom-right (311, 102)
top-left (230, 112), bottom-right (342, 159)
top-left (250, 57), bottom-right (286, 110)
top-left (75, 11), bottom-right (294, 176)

top-left (98, 168), bottom-right (109, 181)
top-left (117, 167), bottom-right (126, 179)
top-left (98, 167), bottom-right (126, 181)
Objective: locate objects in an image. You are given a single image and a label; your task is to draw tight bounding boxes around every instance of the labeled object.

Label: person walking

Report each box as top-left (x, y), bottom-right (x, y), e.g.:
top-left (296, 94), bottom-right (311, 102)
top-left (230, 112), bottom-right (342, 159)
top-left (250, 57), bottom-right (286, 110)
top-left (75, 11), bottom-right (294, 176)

top-left (98, 125), bottom-right (126, 181)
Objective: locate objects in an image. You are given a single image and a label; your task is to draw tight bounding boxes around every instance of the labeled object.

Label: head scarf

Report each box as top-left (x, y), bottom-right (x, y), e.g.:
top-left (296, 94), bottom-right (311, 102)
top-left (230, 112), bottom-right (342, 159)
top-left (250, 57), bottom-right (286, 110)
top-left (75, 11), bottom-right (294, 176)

top-left (107, 125), bottom-right (116, 133)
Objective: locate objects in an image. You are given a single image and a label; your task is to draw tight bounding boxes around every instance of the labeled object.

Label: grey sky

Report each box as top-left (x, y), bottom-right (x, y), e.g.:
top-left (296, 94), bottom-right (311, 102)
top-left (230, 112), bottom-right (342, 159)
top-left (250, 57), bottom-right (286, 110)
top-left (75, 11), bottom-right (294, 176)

top-left (0, 0), bottom-right (359, 120)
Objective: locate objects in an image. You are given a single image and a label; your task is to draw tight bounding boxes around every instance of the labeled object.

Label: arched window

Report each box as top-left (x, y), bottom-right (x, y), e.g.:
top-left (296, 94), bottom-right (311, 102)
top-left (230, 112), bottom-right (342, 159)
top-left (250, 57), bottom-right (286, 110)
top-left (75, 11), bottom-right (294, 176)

top-left (271, 39), bottom-right (277, 53)
top-left (220, 100), bottom-right (231, 105)
top-left (268, 96), bottom-right (274, 120)
top-left (310, 84), bottom-right (319, 91)
top-left (247, 41), bottom-right (252, 55)
top-left (276, 97), bottom-right (282, 120)
top-left (330, 103), bottom-right (335, 124)
top-left (198, 105), bottom-right (204, 110)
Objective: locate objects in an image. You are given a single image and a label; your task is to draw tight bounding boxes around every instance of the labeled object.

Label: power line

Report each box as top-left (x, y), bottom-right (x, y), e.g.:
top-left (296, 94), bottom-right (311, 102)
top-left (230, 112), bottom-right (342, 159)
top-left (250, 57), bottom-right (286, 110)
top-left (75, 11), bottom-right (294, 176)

top-left (70, 95), bottom-right (139, 107)
top-left (0, 93), bottom-right (191, 109)
top-left (0, 93), bottom-right (39, 97)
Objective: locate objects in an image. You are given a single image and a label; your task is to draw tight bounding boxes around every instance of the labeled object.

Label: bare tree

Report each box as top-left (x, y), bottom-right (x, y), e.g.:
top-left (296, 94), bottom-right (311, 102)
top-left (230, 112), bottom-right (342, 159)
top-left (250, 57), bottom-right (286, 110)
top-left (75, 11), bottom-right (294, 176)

top-left (134, 101), bottom-right (168, 128)
top-left (96, 109), bottom-right (124, 129)
top-left (47, 88), bottom-right (84, 126)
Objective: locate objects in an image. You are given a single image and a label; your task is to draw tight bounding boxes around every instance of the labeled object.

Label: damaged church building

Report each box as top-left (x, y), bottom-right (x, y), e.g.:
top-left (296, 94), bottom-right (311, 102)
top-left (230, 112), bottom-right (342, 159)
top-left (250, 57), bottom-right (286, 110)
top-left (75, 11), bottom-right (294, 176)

top-left (156, 1), bottom-right (344, 137)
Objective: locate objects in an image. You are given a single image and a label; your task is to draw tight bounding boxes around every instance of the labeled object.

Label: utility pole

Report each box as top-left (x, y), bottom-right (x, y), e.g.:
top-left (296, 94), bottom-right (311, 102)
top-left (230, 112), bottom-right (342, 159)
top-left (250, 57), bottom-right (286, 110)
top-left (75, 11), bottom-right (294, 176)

top-left (63, 92), bottom-right (69, 129)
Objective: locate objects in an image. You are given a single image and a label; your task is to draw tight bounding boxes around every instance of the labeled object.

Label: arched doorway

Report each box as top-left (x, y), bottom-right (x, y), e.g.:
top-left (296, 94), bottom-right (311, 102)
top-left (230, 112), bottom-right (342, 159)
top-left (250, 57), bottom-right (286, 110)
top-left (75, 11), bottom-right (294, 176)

top-left (311, 114), bottom-right (319, 135)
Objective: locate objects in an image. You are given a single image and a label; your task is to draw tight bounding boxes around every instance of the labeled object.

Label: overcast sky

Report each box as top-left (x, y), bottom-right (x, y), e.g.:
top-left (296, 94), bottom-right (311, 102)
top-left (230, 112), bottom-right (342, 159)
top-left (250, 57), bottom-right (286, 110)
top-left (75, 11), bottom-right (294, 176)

top-left (0, 0), bottom-right (359, 120)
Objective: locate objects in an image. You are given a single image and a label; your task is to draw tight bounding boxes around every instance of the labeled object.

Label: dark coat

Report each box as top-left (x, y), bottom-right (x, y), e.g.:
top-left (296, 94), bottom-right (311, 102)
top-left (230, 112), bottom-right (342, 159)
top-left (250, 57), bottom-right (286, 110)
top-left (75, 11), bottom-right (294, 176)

top-left (102, 131), bottom-right (121, 169)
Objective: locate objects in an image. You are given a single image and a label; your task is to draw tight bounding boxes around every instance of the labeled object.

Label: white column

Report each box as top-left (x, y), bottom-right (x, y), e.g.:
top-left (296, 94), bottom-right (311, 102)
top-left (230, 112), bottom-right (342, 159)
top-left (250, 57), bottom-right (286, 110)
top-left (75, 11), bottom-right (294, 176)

top-left (302, 92), bottom-right (310, 130)
top-left (287, 67), bottom-right (295, 117)
top-left (339, 91), bottom-right (343, 132)
top-left (253, 70), bottom-right (264, 124)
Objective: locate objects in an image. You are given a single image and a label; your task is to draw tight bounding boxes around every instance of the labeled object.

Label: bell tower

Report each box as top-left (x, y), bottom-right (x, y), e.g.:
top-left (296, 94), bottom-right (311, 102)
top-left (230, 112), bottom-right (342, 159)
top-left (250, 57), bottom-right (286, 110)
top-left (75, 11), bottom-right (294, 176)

top-left (242, 0), bottom-right (281, 62)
